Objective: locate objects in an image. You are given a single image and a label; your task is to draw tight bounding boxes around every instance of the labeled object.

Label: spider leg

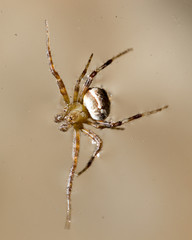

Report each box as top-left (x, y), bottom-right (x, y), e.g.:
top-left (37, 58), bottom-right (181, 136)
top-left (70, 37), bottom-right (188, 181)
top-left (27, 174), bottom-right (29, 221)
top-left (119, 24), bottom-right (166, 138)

top-left (45, 20), bottom-right (70, 104)
top-left (87, 105), bottom-right (168, 129)
top-left (79, 48), bottom-right (133, 103)
top-left (77, 128), bottom-right (103, 176)
top-left (73, 53), bottom-right (93, 102)
top-left (65, 128), bottom-right (80, 229)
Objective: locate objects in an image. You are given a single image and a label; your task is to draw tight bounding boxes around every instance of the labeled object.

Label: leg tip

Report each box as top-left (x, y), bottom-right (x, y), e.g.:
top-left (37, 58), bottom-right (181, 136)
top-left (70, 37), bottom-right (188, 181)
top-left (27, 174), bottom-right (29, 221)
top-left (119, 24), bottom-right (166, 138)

top-left (163, 105), bottom-right (169, 109)
top-left (64, 221), bottom-right (71, 230)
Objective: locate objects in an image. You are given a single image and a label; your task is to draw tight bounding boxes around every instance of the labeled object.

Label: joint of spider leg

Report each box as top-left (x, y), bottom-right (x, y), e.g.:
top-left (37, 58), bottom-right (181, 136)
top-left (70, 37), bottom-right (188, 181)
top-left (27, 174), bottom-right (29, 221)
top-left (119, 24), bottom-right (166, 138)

top-left (125, 114), bottom-right (142, 122)
top-left (89, 71), bottom-right (97, 78)
top-left (51, 69), bottom-right (60, 79)
top-left (99, 59), bottom-right (113, 70)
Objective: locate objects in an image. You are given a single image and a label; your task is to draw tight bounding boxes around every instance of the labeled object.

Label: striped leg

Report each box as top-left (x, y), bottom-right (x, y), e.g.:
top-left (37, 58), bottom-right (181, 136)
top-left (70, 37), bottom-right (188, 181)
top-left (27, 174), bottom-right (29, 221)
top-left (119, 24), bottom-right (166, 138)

top-left (45, 20), bottom-right (70, 104)
top-left (73, 53), bottom-right (93, 102)
top-left (87, 105), bottom-right (168, 129)
top-left (65, 128), bottom-right (80, 229)
top-left (77, 128), bottom-right (103, 176)
top-left (78, 48), bottom-right (133, 103)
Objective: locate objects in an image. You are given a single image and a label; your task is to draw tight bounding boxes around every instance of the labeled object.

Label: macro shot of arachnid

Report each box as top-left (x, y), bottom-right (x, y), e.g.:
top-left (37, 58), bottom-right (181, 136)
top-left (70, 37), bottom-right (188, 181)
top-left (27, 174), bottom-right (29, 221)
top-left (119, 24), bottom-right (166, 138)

top-left (45, 20), bottom-right (168, 229)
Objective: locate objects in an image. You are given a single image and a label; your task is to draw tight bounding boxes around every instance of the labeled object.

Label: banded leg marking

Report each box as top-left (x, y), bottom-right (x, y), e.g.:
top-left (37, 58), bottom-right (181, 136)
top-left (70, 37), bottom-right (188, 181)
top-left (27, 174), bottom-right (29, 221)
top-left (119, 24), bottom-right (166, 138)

top-left (45, 20), bottom-right (70, 104)
top-left (73, 53), bottom-right (93, 102)
top-left (88, 105), bottom-right (168, 129)
top-left (77, 128), bottom-right (103, 176)
top-left (79, 48), bottom-right (133, 103)
top-left (65, 128), bottom-right (80, 229)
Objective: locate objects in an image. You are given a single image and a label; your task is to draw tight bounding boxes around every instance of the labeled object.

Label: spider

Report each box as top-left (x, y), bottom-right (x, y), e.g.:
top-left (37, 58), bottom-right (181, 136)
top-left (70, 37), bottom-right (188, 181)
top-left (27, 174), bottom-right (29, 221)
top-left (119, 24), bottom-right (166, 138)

top-left (45, 20), bottom-right (168, 229)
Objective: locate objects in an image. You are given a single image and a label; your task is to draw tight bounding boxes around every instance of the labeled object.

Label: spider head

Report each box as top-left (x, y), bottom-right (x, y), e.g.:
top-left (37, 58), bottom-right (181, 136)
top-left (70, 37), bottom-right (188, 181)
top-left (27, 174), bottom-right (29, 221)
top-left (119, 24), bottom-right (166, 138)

top-left (57, 102), bottom-right (89, 132)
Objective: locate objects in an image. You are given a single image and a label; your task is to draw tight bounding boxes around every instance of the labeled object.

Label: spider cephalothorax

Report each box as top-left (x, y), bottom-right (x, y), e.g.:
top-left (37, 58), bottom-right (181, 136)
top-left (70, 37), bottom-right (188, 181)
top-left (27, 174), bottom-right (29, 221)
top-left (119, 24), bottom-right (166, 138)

top-left (55, 102), bottom-right (89, 131)
top-left (45, 20), bottom-right (168, 229)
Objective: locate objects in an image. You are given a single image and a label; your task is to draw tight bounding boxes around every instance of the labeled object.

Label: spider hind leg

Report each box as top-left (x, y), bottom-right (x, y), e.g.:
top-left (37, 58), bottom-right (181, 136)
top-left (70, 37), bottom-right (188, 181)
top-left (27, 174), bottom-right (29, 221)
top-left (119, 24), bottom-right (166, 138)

top-left (88, 105), bottom-right (169, 129)
top-left (65, 128), bottom-right (80, 229)
top-left (77, 128), bottom-right (103, 176)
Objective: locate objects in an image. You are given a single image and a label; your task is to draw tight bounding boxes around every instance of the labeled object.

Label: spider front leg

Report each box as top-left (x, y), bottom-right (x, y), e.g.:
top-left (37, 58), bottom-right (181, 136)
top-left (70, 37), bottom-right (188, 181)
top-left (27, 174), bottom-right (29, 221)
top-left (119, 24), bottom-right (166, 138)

top-left (45, 20), bottom-right (70, 104)
top-left (65, 128), bottom-right (80, 229)
top-left (88, 105), bottom-right (169, 129)
top-left (78, 48), bottom-right (133, 103)
top-left (77, 128), bottom-right (103, 176)
top-left (73, 53), bottom-right (93, 102)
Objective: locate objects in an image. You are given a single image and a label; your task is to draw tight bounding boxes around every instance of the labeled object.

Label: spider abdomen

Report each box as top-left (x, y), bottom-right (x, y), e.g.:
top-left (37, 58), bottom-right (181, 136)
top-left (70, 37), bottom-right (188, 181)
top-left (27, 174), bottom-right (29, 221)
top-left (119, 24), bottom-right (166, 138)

top-left (83, 87), bottom-right (110, 120)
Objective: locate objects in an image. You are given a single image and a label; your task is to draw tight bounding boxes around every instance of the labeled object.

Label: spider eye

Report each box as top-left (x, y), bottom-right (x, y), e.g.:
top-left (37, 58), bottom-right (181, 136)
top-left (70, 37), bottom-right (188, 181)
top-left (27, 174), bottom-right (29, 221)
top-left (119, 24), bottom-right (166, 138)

top-left (65, 116), bottom-right (73, 122)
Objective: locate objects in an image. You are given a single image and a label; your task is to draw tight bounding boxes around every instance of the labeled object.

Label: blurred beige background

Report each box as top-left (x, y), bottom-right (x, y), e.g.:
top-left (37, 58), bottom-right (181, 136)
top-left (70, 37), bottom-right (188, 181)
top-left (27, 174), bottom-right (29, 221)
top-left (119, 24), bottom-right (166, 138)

top-left (0, 0), bottom-right (192, 239)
